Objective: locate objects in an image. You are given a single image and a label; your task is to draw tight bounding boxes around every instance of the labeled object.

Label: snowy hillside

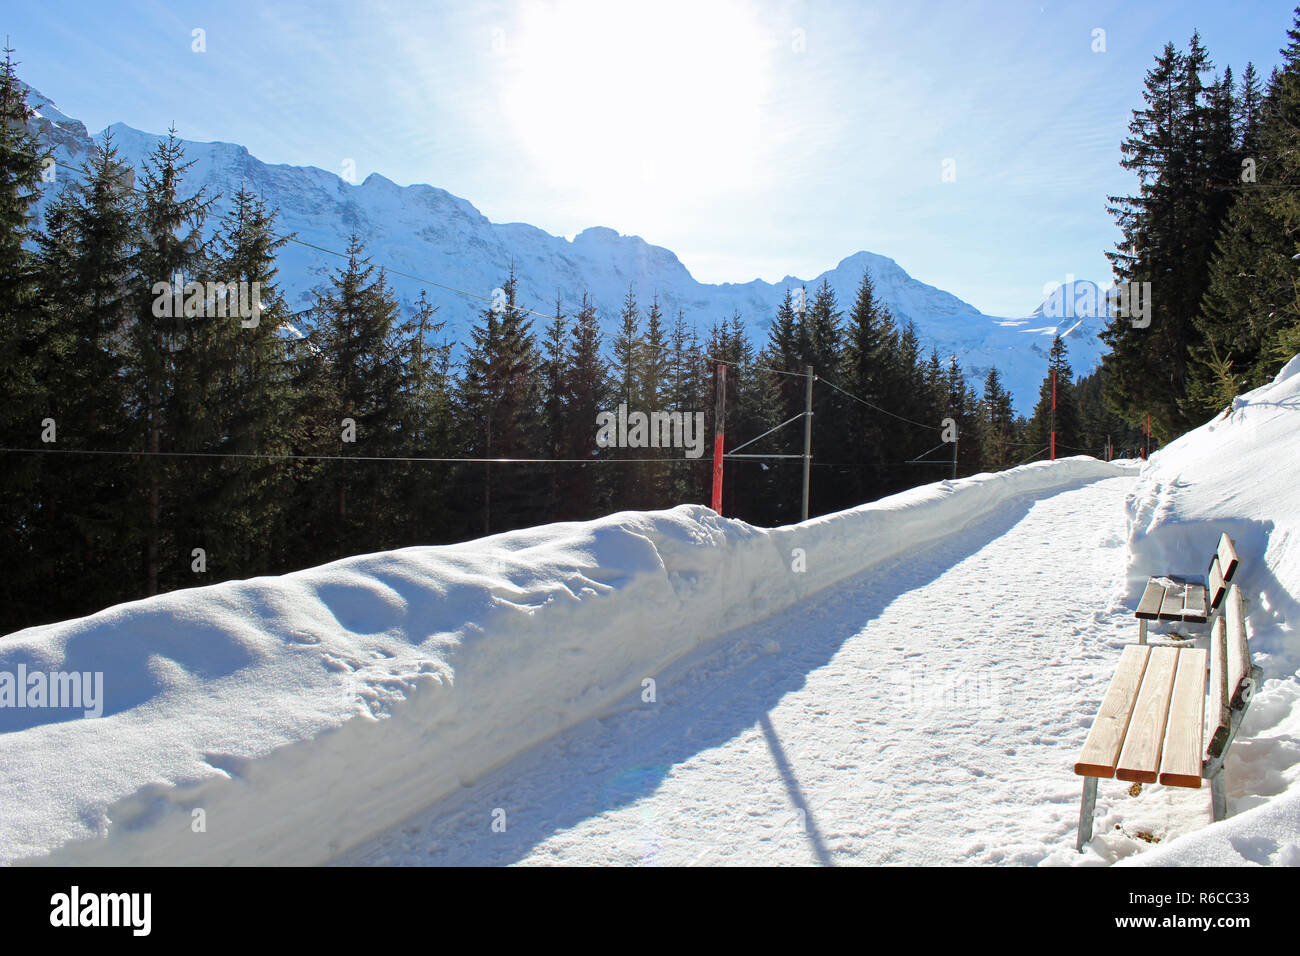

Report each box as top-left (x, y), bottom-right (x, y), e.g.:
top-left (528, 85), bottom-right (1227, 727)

top-left (1109, 355), bottom-right (1300, 866)
top-left (24, 84), bottom-right (1103, 414)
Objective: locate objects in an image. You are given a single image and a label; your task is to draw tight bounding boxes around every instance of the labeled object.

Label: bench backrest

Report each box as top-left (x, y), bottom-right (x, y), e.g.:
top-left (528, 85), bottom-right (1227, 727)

top-left (1206, 583), bottom-right (1254, 760)
top-left (1208, 532), bottom-right (1239, 611)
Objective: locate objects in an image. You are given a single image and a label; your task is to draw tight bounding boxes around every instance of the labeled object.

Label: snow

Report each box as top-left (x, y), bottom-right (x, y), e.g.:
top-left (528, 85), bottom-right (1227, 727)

top-left (1109, 355), bottom-right (1300, 866)
top-left (338, 474), bottom-right (1142, 865)
top-left (3, 346), bottom-right (1296, 866)
top-left (1, 457), bottom-right (1123, 865)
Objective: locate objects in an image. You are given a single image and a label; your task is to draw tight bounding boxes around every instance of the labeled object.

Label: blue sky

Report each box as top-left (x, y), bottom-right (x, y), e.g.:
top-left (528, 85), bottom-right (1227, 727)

top-left (7, 0), bottom-right (1295, 316)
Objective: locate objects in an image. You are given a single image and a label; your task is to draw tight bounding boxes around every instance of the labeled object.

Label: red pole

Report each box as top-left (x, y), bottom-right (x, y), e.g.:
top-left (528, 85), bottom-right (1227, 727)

top-left (711, 363), bottom-right (726, 514)
top-left (1050, 367), bottom-right (1056, 461)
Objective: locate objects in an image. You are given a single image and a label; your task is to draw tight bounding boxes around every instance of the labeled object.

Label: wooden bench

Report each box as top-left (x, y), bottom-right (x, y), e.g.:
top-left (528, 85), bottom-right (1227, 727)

top-left (1073, 582), bottom-right (1261, 851)
top-left (1134, 533), bottom-right (1239, 643)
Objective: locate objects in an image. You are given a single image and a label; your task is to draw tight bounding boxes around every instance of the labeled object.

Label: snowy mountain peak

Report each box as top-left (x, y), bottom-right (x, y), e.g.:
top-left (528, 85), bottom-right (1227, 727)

top-left (574, 225), bottom-right (621, 243)
top-left (1030, 278), bottom-right (1113, 321)
top-left (22, 83), bottom-right (1106, 413)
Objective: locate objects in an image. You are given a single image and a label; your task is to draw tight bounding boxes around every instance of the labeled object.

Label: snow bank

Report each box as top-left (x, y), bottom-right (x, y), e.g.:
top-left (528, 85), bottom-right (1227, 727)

top-left (1, 457), bottom-right (1123, 865)
top-left (1113, 356), bottom-right (1300, 866)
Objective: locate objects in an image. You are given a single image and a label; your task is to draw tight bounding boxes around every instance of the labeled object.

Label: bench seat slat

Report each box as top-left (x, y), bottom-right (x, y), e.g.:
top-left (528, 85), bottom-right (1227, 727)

top-left (1182, 584), bottom-right (1208, 623)
top-left (1158, 647), bottom-right (1208, 787)
top-left (1075, 645), bottom-right (1150, 778)
top-left (1116, 646), bottom-right (1181, 783)
top-left (1158, 581), bottom-right (1186, 621)
top-left (1136, 579), bottom-right (1166, 620)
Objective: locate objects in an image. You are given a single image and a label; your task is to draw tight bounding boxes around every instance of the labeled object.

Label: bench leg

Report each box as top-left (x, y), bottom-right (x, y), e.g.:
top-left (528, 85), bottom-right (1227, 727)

top-left (1138, 618), bottom-right (1147, 645)
top-left (1077, 776), bottom-right (1098, 852)
top-left (1210, 770), bottom-right (1227, 822)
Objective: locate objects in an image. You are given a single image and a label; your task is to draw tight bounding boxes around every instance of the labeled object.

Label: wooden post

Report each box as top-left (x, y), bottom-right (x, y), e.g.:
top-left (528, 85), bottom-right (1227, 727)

top-left (711, 364), bottom-right (726, 514)
top-left (801, 365), bottom-right (813, 521)
top-left (1050, 367), bottom-right (1056, 461)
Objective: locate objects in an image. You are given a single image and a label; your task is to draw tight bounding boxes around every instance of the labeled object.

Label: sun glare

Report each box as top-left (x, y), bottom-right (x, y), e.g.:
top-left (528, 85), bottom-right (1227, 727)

top-left (500, 0), bottom-right (771, 229)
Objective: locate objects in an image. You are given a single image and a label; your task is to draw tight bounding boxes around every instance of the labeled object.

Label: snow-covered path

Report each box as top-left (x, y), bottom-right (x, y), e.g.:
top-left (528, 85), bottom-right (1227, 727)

top-left (339, 474), bottom-right (1169, 866)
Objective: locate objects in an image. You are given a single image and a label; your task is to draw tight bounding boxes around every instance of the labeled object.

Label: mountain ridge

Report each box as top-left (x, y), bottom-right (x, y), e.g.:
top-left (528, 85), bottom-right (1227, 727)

top-left (24, 84), bottom-right (1107, 414)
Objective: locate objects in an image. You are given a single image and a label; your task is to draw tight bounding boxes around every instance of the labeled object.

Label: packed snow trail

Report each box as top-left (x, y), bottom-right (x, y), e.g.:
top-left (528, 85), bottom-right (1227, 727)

top-left (340, 474), bottom-right (1160, 866)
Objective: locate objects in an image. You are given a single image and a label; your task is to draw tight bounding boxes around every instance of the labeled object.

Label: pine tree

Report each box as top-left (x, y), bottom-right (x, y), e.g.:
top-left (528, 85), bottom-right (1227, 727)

top-left (459, 271), bottom-right (543, 534)
top-left (942, 356), bottom-right (979, 476)
top-left (1237, 62), bottom-right (1265, 157)
top-left (613, 285), bottom-right (641, 407)
top-left (979, 367), bottom-right (1016, 471)
top-left (539, 293), bottom-right (570, 515)
top-left (801, 280), bottom-right (847, 514)
top-left (400, 289), bottom-right (452, 454)
top-left (756, 289), bottom-right (807, 519)
top-left (1076, 364), bottom-right (1145, 459)
top-left (0, 47), bottom-right (45, 345)
top-left (641, 295), bottom-right (672, 508)
top-left (1026, 337), bottom-right (1082, 456)
top-left (308, 234), bottom-right (408, 551)
top-left (193, 187), bottom-right (301, 578)
top-left (26, 135), bottom-right (141, 623)
top-left (610, 285), bottom-right (643, 508)
top-left (1190, 11), bottom-right (1300, 408)
top-left (0, 47), bottom-right (57, 630)
top-left (667, 308), bottom-right (699, 506)
top-left (716, 312), bottom-right (772, 522)
top-left (561, 293), bottom-right (612, 519)
top-left (884, 322), bottom-right (934, 494)
top-left (841, 269), bottom-right (899, 502)
top-left (383, 287), bottom-right (456, 545)
top-left (129, 128), bottom-right (215, 595)
top-left (1102, 34), bottom-right (1242, 441)
top-left (673, 311), bottom-right (710, 507)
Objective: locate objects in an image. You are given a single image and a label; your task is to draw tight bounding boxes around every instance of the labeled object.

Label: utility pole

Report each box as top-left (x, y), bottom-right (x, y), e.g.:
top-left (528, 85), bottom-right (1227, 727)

top-left (952, 428), bottom-right (958, 480)
top-left (801, 365), bottom-right (813, 521)
top-left (1050, 367), bottom-right (1057, 461)
top-left (711, 363), bottom-right (726, 514)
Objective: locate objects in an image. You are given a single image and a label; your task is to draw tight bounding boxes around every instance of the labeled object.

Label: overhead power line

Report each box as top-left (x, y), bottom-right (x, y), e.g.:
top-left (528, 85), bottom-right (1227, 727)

top-left (814, 373), bottom-right (944, 432)
top-left (0, 446), bottom-right (698, 465)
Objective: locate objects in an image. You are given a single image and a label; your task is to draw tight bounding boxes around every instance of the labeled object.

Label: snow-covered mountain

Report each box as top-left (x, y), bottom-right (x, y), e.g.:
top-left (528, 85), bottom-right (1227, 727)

top-left (24, 85), bottom-right (1106, 414)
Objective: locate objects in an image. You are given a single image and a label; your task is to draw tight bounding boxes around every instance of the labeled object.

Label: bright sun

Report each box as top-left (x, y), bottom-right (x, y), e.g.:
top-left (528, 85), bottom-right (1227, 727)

top-left (500, 0), bottom-right (771, 227)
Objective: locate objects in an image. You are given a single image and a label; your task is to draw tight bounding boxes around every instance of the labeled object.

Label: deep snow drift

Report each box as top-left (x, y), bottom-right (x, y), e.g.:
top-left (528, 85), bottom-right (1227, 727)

top-left (1, 458), bottom-right (1121, 865)
top-left (1108, 356), bottom-right (1300, 866)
